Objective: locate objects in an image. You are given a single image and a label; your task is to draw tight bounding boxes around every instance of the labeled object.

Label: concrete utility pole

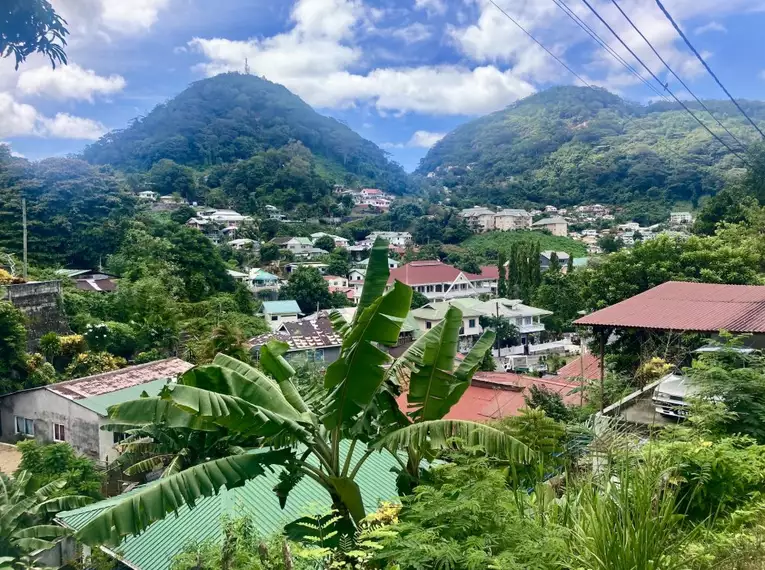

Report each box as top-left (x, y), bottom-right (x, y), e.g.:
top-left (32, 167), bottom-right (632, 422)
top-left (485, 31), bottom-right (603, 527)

top-left (22, 198), bottom-right (28, 279)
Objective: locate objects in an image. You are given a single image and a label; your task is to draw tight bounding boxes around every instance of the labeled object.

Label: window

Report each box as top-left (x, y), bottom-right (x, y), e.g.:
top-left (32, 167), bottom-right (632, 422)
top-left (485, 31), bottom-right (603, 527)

top-left (469, 319), bottom-right (476, 328)
top-left (271, 315), bottom-right (279, 321)
top-left (14, 416), bottom-right (34, 437)
top-left (53, 423), bottom-right (66, 442)
top-left (113, 432), bottom-right (128, 444)
top-left (426, 322), bottom-right (432, 329)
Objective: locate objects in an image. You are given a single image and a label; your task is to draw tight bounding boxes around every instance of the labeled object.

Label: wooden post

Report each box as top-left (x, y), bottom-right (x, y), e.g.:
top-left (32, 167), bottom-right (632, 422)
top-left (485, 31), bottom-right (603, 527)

top-left (599, 328), bottom-right (606, 412)
top-left (22, 198), bottom-right (28, 279)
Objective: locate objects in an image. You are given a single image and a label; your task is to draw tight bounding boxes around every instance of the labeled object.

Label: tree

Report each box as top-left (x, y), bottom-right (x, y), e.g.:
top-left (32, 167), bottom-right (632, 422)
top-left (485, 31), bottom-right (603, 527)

top-left (1, 0), bottom-right (68, 69)
top-left (149, 160), bottom-right (198, 202)
top-left (197, 321), bottom-right (251, 364)
top-left (479, 314), bottom-right (520, 349)
top-left (597, 234), bottom-right (624, 253)
top-left (0, 470), bottom-right (90, 559)
top-left (0, 302), bottom-right (28, 394)
top-left (280, 267), bottom-right (336, 314)
top-left (325, 248), bottom-right (351, 277)
top-left (566, 254), bottom-right (574, 273)
top-left (532, 271), bottom-right (583, 336)
top-left (75, 239), bottom-right (528, 547)
top-left (313, 235), bottom-right (337, 253)
top-left (410, 290), bottom-right (429, 309)
top-left (169, 205), bottom-right (197, 225)
top-left (16, 441), bottom-right (103, 499)
top-left (548, 252), bottom-right (561, 273)
top-left (497, 251), bottom-right (507, 298)
top-left (259, 242), bottom-right (280, 264)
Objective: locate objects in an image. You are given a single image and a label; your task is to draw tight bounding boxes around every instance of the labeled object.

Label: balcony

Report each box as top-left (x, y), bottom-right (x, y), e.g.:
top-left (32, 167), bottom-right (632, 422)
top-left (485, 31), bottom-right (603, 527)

top-left (518, 322), bottom-right (545, 334)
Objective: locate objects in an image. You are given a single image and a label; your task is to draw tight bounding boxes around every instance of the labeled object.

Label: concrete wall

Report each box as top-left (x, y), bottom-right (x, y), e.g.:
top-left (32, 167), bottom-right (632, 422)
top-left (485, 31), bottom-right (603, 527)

top-left (2, 281), bottom-right (70, 350)
top-left (0, 389), bottom-right (102, 459)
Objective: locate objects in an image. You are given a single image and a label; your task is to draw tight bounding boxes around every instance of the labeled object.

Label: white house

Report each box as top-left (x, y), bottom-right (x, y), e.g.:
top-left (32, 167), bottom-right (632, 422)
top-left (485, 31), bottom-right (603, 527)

top-left (366, 231), bottom-right (412, 247)
top-left (0, 359), bottom-right (193, 462)
top-left (459, 207), bottom-right (496, 232)
top-left (198, 209), bottom-right (253, 227)
top-left (247, 268), bottom-right (280, 292)
top-left (324, 275), bottom-right (349, 288)
top-left (311, 233), bottom-right (350, 249)
top-left (670, 212), bottom-right (693, 224)
top-left (261, 300), bottom-right (302, 331)
top-left (581, 229), bottom-right (599, 237)
top-left (494, 209), bottom-right (532, 231)
top-left (137, 190), bottom-right (158, 201)
top-left (228, 238), bottom-right (259, 251)
top-left (387, 261), bottom-right (497, 301)
top-left (357, 256), bottom-right (399, 270)
top-left (532, 216), bottom-right (568, 237)
top-left (348, 268), bottom-right (366, 284)
top-left (544, 205), bottom-right (558, 213)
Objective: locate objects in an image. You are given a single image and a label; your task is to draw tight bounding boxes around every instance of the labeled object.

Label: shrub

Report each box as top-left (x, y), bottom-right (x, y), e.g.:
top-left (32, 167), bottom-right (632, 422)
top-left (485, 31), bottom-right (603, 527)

top-left (16, 440), bottom-right (103, 499)
top-left (64, 352), bottom-right (126, 379)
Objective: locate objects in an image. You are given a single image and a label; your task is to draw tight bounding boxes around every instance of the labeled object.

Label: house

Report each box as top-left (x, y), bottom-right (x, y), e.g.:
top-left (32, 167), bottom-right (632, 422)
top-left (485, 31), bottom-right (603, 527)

top-left (348, 268), bottom-right (365, 284)
top-left (396, 371), bottom-right (579, 422)
top-left (494, 209), bottom-right (532, 231)
top-left (248, 268), bottom-right (280, 292)
top-left (55, 269), bottom-right (118, 293)
top-left (197, 208), bottom-right (253, 228)
top-left (185, 217), bottom-right (211, 231)
top-left (357, 256), bottom-right (399, 270)
top-left (544, 205), bottom-right (558, 213)
top-left (670, 211), bottom-right (693, 224)
top-left (555, 352), bottom-right (602, 382)
top-left (388, 261), bottom-right (498, 301)
top-left (532, 216), bottom-right (568, 237)
top-left (459, 206), bottom-right (495, 232)
top-left (411, 297), bottom-right (552, 349)
top-left (265, 205), bottom-right (286, 220)
top-left (581, 229), bottom-right (599, 237)
top-left (284, 262), bottom-right (329, 275)
top-left (228, 238), bottom-right (259, 251)
top-left (137, 190), bottom-right (157, 201)
top-left (226, 268), bottom-right (249, 283)
top-left (366, 231), bottom-right (412, 247)
top-left (324, 275), bottom-right (349, 288)
top-left (248, 315), bottom-right (342, 363)
top-left (539, 251), bottom-right (571, 271)
top-left (54, 441), bottom-right (402, 570)
top-left (311, 232), bottom-right (350, 248)
top-left (284, 237), bottom-right (313, 253)
top-left (0, 359), bottom-right (193, 462)
top-left (261, 300), bottom-right (301, 330)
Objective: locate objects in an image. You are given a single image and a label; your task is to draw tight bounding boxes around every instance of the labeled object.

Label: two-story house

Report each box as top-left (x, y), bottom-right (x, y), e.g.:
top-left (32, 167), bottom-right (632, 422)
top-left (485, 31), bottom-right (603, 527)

top-left (261, 300), bottom-right (302, 331)
top-left (532, 216), bottom-right (568, 237)
top-left (388, 261), bottom-right (497, 301)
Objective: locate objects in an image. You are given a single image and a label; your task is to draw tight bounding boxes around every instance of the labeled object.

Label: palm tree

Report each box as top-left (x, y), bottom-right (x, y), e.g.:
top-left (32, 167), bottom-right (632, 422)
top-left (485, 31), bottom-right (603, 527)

top-left (1, 471), bottom-right (91, 558)
top-left (76, 239), bottom-right (532, 547)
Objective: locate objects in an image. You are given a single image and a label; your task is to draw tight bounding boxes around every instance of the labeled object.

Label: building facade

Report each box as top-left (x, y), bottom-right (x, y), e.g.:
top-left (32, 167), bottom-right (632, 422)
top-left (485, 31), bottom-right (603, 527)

top-left (532, 216), bottom-right (568, 236)
top-left (388, 261), bottom-right (497, 301)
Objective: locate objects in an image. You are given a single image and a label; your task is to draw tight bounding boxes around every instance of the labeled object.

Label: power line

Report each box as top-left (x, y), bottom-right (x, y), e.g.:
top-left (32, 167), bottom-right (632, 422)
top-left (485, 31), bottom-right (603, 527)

top-left (655, 0), bottom-right (765, 140)
top-left (610, 0), bottom-right (748, 152)
top-left (486, 0), bottom-right (593, 88)
top-left (579, 0), bottom-right (750, 165)
top-left (551, 0), bottom-right (668, 102)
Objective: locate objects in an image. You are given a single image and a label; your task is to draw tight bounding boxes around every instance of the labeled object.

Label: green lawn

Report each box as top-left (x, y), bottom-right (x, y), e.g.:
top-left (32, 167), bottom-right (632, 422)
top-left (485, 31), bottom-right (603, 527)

top-left (463, 230), bottom-right (588, 258)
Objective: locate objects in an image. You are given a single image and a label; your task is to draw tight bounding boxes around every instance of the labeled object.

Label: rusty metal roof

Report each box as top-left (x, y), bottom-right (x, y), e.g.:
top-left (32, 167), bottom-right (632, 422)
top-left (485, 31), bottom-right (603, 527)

top-left (247, 316), bottom-right (343, 351)
top-left (47, 358), bottom-right (193, 400)
top-left (575, 281), bottom-right (765, 333)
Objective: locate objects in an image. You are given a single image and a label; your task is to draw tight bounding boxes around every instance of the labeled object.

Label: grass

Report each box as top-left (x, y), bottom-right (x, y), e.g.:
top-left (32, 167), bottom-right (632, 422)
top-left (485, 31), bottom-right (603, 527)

top-left (463, 230), bottom-right (588, 258)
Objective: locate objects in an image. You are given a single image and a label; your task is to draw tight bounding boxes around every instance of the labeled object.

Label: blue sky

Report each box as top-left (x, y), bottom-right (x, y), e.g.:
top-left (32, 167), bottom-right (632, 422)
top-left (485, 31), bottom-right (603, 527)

top-left (1, 0), bottom-right (765, 171)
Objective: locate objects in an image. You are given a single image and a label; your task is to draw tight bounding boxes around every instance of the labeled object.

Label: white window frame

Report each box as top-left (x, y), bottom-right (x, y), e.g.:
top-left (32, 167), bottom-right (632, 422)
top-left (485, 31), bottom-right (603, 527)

top-left (53, 423), bottom-right (66, 442)
top-left (14, 416), bottom-right (34, 437)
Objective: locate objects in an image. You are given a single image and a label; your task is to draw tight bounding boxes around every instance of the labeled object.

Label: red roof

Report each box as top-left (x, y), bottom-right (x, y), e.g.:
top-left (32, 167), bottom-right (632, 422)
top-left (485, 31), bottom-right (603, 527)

top-left (47, 358), bottom-right (193, 400)
top-left (479, 265), bottom-right (500, 280)
top-left (574, 281), bottom-right (765, 333)
top-left (556, 353), bottom-right (601, 381)
top-left (396, 372), bottom-right (580, 422)
top-left (387, 261), bottom-right (495, 286)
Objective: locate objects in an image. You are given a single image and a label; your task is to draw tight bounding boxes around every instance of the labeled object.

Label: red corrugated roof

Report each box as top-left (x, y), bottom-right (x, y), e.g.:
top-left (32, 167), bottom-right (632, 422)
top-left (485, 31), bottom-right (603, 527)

top-left (556, 353), bottom-right (601, 381)
top-left (387, 261), bottom-right (496, 286)
top-left (396, 372), bottom-right (580, 421)
top-left (574, 281), bottom-right (765, 333)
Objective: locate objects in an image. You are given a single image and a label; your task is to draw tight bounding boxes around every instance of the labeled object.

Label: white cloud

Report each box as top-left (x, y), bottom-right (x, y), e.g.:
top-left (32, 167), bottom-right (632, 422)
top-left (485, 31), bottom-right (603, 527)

top-left (17, 63), bottom-right (126, 102)
top-left (408, 130), bottom-right (446, 147)
top-left (694, 21), bottom-right (727, 34)
top-left (50, 0), bottom-right (171, 36)
top-left (391, 22), bottom-right (432, 43)
top-left (414, 0), bottom-right (447, 15)
top-left (0, 92), bottom-right (106, 140)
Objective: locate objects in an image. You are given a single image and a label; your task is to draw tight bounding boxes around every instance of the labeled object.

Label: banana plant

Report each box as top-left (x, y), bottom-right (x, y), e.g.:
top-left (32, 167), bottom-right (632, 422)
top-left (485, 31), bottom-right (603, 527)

top-left (1, 471), bottom-right (91, 558)
top-left (76, 238), bottom-right (532, 547)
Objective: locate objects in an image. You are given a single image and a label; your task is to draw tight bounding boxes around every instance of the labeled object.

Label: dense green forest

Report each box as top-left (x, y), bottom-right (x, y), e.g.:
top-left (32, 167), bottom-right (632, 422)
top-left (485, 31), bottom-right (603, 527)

top-left (83, 73), bottom-right (410, 196)
top-left (419, 86), bottom-right (765, 218)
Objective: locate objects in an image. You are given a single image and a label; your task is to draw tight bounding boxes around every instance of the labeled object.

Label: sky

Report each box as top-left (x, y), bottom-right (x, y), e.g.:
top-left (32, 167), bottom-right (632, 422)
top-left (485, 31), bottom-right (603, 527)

top-left (1, 0), bottom-right (765, 171)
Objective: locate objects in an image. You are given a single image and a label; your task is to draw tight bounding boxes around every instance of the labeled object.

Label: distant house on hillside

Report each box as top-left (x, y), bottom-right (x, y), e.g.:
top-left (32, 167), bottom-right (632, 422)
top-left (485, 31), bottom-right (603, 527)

top-left (311, 232), bottom-right (349, 248)
top-left (539, 251), bottom-right (571, 271)
top-left (459, 206), bottom-right (495, 232)
top-left (261, 300), bottom-right (302, 331)
top-left (494, 209), bottom-right (532, 231)
top-left (137, 190), bottom-right (157, 201)
top-left (357, 256), bottom-right (398, 270)
top-left (670, 212), bottom-right (693, 224)
top-left (0, 358), bottom-right (193, 462)
top-left (248, 315), bottom-right (343, 363)
top-left (387, 261), bottom-right (497, 301)
top-left (532, 216), bottom-right (568, 236)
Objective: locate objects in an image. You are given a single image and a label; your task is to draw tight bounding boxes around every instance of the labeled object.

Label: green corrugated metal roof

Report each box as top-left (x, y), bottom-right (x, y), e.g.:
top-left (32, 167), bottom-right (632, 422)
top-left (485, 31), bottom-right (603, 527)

top-left (57, 443), bottom-right (402, 570)
top-left (262, 300), bottom-right (302, 315)
top-left (77, 379), bottom-right (172, 417)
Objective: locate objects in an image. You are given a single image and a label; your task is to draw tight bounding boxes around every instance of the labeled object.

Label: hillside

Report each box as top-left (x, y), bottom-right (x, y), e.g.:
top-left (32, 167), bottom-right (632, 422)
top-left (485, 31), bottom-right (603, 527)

top-left (463, 231), bottom-right (587, 259)
top-left (83, 73), bottom-right (409, 195)
top-left (418, 86), bottom-right (765, 219)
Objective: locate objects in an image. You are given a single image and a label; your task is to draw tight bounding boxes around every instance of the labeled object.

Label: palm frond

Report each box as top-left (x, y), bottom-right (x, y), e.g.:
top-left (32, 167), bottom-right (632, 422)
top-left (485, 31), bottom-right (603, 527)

top-left (76, 449), bottom-right (294, 546)
top-left (328, 309), bottom-right (351, 338)
top-left (373, 420), bottom-right (533, 464)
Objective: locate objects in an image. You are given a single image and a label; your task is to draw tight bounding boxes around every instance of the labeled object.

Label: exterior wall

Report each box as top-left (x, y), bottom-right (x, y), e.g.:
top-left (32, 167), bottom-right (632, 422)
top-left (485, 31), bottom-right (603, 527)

top-left (413, 316), bottom-right (482, 336)
top-left (0, 389), bottom-right (102, 459)
top-left (3, 281), bottom-right (70, 350)
top-left (264, 312), bottom-right (299, 331)
top-left (495, 214), bottom-right (531, 231)
top-left (540, 222), bottom-right (567, 236)
top-left (98, 418), bottom-right (124, 464)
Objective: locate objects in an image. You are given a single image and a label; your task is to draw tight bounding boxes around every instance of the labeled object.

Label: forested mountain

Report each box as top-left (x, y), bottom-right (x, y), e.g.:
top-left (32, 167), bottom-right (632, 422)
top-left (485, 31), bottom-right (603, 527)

top-left (418, 86), bottom-right (765, 217)
top-left (84, 73), bottom-right (409, 195)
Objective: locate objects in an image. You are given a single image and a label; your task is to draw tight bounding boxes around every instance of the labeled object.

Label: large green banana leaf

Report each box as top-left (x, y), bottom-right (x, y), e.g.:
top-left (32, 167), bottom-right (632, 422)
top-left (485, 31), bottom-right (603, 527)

top-left (254, 341), bottom-right (313, 416)
top-left (105, 396), bottom-right (216, 431)
top-left (355, 237), bottom-right (391, 319)
top-left (76, 449), bottom-right (294, 546)
top-left (438, 330), bottom-right (497, 414)
top-left (322, 281), bottom-right (412, 430)
top-left (373, 419), bottom-right (533, 464)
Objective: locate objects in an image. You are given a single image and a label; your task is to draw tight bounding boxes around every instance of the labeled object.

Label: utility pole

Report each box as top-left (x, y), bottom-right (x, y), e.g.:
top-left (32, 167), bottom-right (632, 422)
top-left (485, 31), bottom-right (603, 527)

top-left (495, 301), bottom-right (501, 359)
top-left (22, 198), bottom-right (28, 279)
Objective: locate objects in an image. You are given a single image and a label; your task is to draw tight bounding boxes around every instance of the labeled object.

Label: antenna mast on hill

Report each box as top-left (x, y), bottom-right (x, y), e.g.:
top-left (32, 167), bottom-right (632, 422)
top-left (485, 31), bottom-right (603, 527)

top-left (244, 58), bottom-right (251, 75)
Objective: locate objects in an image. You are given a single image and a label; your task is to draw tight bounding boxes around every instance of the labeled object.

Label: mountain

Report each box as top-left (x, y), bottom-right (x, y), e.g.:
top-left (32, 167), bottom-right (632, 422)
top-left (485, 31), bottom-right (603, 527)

top-left (418, 86), bottom-right (765, 220)
top-left (83, 73), bottom-right (410, 195)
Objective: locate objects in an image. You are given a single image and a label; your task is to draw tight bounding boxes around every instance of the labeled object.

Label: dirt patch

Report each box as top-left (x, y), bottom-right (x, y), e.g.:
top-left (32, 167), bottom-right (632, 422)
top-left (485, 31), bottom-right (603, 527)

top-left (0, 442), bottom-right (21, 475)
